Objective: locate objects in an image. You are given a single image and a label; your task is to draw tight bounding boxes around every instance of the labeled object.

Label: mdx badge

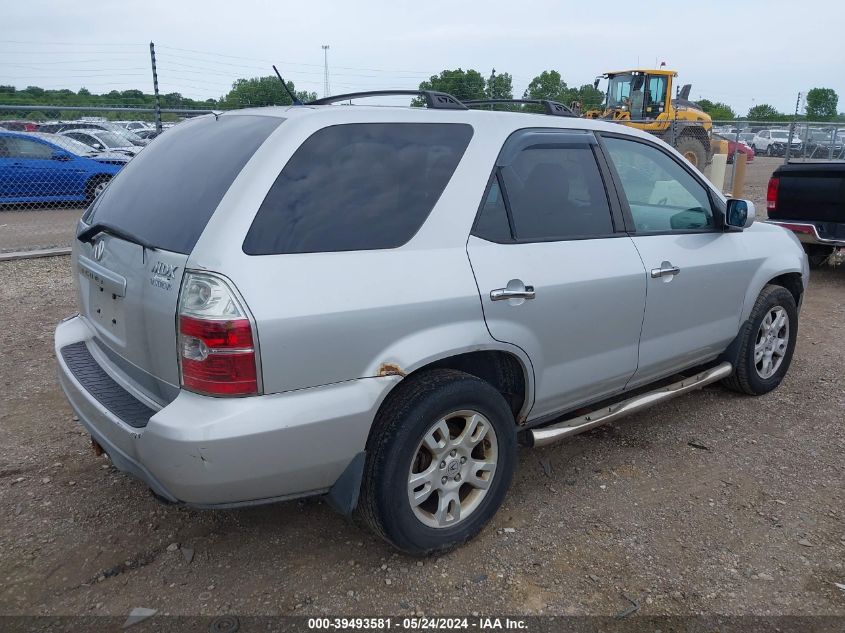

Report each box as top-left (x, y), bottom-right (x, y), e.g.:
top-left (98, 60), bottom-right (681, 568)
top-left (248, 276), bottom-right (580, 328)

top-left (150, 261), bottom-right (179, 290)
top-left (92, 239), bottom-right (105, 261)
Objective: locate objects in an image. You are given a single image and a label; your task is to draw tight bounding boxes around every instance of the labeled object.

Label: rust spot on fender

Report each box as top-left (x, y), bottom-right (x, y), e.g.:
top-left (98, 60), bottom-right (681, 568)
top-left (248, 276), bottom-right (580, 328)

top-left (377, 363), bottom-right (406, 377)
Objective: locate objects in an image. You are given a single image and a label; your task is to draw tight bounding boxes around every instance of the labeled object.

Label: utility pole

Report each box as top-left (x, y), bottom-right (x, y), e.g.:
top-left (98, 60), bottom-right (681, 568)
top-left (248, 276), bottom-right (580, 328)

top-left (149, 42), bottom-right (162, 134)
top-left (322, 45), bottom-right (330, 98)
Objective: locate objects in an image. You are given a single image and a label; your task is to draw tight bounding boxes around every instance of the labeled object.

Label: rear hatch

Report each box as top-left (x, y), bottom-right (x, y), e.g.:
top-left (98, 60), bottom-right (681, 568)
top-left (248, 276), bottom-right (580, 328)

top-left (769, 162), bottom-right (845, 224)
top-left (73, 113), bottom-right (283, 405)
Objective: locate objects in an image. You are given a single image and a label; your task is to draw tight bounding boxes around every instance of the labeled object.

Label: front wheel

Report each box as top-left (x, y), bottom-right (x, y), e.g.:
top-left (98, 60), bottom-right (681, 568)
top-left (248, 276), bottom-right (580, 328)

top-left (358, 369), bottom-right (516, 555)
top-left (723, 285), bottom-right (798, 395)
top-left (766, 145), bottom-right (774, 157)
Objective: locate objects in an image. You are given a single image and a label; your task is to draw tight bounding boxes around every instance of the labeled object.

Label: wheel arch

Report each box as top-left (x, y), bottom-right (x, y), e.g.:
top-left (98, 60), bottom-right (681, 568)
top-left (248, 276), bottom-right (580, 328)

top-left (375, 346), bottom-right (534, 425)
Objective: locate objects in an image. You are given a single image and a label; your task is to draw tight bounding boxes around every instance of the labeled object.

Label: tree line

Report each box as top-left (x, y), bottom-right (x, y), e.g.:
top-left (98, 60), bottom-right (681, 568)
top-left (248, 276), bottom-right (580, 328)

top-left (0, 73), bottom-right (841, 122)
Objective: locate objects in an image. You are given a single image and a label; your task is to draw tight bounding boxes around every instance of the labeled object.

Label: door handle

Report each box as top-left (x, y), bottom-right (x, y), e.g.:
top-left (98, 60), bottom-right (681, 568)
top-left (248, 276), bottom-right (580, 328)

top-left (490, 285), bottom-right (536, 301)
top-left (650, 264), bottom-right (681, 278)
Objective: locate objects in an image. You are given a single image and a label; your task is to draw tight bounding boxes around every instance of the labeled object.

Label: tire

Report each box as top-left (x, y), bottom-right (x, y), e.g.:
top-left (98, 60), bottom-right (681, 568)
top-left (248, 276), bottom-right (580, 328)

top-left (358, 369), bottom-right (517, 555)
top-left (675, 136), bottom-right (707, 169)
top-left (766, 145), bottom-right (774, 157)
top-left (804, 245), bottom-right (833, 269)
top-left (85, 175), bottom-right (112, 202)
top-left (723, 285), bottom-right (798, 396)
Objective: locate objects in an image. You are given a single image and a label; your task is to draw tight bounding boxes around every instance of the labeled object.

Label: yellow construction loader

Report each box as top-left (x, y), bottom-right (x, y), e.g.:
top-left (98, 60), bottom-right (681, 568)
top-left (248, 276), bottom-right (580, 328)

top-left (585, 69), bottom-right (712, 168)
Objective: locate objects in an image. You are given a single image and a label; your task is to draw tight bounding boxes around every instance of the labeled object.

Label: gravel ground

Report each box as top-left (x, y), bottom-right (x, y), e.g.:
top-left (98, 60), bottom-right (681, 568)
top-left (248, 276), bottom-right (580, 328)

top-left (0, 255), bottom-right (843, 620)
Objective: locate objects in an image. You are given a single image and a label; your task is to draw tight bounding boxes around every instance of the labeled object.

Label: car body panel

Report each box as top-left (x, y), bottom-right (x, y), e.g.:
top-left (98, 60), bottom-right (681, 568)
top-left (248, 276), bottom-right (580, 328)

top-left (0, 131), bottom-right (123, 203)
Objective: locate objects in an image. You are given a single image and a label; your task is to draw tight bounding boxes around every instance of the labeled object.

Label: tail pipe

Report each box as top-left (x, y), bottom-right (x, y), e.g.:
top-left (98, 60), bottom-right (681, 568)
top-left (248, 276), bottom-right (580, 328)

top-left (529, 362), bottom-right (733, 448)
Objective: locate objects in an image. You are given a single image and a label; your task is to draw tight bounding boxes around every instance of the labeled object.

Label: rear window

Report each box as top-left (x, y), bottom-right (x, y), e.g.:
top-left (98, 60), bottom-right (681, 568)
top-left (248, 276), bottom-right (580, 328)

top-left (87, 114), bottom-right (283, 254)
top-left (243, 123), bottom-right (473, 255)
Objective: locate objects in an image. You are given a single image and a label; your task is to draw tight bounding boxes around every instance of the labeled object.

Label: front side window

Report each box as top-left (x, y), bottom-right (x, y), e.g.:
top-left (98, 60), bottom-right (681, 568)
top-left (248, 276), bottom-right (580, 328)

top-left (499, 145), bottom-right (614, 241)
top-left (603, 136), bottom-right (714, 233)
top-left (243, 123), bottom-right (473, 255)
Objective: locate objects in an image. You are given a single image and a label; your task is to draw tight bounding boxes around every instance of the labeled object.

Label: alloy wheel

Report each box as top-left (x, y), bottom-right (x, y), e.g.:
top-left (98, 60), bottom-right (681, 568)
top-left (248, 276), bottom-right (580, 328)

top-left (407, 410), bottom-right (498, 529)
top-left (754, 306), bottom-right (789, 379)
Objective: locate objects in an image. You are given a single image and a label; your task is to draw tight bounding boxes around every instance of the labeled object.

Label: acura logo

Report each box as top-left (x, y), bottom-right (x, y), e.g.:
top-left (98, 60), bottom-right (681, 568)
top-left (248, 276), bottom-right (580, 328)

top-left (92, 239), bottom-right (105, 261)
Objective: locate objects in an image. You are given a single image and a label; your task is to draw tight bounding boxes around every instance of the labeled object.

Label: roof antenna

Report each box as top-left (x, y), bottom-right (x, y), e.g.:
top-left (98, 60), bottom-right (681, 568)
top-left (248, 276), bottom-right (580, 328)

top-left (273, 65), bottom-right (302, 105)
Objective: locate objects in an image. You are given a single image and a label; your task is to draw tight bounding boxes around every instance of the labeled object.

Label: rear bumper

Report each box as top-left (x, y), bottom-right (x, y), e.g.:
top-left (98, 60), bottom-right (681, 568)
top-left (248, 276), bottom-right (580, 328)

top-left (55, 316), bottom-right (398, 507)
top-left (766, 220), bottom-right (845, 248)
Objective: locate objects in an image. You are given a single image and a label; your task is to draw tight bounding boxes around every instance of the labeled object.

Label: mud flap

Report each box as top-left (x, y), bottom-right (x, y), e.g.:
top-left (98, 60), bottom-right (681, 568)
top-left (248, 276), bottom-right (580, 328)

top-left (325, 451), bottom-right (366, 516)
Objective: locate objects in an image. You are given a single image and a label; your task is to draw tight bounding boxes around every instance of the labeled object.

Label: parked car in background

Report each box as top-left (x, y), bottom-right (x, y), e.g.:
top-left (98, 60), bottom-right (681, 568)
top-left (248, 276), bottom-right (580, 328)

top-left (804, 129), bottom-right (845, 158)
top-left (113, 121), bottom-right (152, 132)
top-left (133, 128), bottom-right (160, 140)
top-left (41, 121), bottom-right (149, 146)
top-left (55, 100), bottom-right (807, 554)
top-left (752, 129), bottom-right (802, 157)
top-left (0, 120), bottom-right (40, 132)
top-left (711, 133), bottom-right (755, 163)
top-left (59, 129), bottom-right (141, 156)
top-left (767, 162), bottom-right (845, 268)
top-left (0, 131), bottom-right (127, 205)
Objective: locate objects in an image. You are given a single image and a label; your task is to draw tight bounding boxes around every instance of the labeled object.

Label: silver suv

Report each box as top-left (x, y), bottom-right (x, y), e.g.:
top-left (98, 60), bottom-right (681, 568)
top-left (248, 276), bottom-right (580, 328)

top-left (56, 92), bottom-right (808, 554)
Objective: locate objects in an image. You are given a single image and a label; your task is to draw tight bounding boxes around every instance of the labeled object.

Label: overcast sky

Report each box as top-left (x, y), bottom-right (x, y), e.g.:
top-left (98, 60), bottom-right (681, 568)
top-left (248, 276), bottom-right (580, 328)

top-left (2, 0), bottom-right (843, 116)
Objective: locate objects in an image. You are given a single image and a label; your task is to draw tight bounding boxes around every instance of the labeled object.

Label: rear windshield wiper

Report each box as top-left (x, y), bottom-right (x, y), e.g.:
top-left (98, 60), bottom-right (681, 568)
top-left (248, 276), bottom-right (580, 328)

top-left (77, 222), bottom-right (158, 252)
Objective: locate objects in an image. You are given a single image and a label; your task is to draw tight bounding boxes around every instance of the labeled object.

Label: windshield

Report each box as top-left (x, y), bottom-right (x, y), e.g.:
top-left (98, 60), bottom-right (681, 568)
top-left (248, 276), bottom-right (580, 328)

top-left (607, 74), bottom-right (634, 109)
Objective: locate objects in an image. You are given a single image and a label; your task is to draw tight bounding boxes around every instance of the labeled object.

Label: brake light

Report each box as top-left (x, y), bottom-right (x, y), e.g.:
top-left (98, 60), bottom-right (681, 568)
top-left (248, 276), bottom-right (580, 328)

top-left (177, 272), bottom-right (259, 396)
top-left (766, 177), bottom-right (779, 211)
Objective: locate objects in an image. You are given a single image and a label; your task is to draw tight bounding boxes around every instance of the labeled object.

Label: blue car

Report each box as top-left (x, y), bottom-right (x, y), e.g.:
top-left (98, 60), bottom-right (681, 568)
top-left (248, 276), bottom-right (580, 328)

top-left (0, 131), bottom-right (128, 205)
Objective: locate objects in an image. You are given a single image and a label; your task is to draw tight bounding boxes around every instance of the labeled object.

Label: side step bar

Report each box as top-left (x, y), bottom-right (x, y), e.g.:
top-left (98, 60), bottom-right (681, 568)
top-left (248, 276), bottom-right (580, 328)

top-left (530, 362), bottom-right (733, 448)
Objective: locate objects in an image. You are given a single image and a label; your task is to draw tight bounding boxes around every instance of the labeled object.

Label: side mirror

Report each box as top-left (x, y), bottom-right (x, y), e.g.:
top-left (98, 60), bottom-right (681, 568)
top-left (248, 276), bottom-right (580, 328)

top-left (726, 199), bottom-right (755, 229)
top-left (52, 151), bottom-right (71, 162)
top-left (93, 143), bottom-right (104, 150)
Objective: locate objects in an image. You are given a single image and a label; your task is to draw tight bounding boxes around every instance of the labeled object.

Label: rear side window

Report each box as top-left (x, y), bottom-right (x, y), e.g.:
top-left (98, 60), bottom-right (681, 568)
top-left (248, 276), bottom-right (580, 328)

top-left (243, 123), bottom-right (473, 255)
top-left (87, 114), bottom-right (283, 254)
top-left (502, 145), bottom-right (614, 240)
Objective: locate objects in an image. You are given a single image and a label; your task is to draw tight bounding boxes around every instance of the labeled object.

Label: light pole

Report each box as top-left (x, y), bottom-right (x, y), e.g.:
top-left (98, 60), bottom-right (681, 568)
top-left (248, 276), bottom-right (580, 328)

top-left (322, 45), bottom-right (330, 98)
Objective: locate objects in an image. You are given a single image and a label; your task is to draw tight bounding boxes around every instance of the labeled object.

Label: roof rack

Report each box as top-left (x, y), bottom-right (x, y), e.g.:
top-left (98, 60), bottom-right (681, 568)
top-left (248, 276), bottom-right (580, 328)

top-left (463, 99), bottom-right (577, 117)
top-left (308, 90), bottom-right (467, 110)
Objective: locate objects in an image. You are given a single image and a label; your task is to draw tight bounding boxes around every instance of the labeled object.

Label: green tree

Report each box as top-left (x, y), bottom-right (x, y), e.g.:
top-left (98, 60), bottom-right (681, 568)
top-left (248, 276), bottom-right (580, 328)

top-left (697, 99), bottom-right (736, 120)
top-left (486, 71), bottom-right (513, 100)
top-left (523, 70), bottom-right (573, 104)
top-left (218, 76), bottom-right (315, 109)
top-left (573, 84), bottom-right (603, 112)
top-left (414, 69), bottom-right (487, 105)
top-left (747, 103), bottom-right (781, 121)
top-left (805, 87), bottom-right (838, 120)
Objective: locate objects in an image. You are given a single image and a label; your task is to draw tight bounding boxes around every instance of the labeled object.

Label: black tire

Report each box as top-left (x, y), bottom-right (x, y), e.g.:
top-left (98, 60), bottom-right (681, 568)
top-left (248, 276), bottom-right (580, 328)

top-left (358, 369), bottom-right (516, 555)
top-left (804, 245), bottom-right (833, 269)
top-left (675, 136), bottom-right (707, 170)
top-left (766, 145), bottom-right (774, 157)
top-left (723, 285), bottom-right (798, 396)
top-left (85, 175), bottom-right (112, 202)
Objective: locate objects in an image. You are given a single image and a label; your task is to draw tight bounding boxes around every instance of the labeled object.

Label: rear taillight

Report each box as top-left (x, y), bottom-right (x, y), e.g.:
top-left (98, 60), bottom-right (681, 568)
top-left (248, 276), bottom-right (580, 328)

top-left (766, 177), bottom-right (779, 211)
top-left (177, 272), bottom-right (259, 397)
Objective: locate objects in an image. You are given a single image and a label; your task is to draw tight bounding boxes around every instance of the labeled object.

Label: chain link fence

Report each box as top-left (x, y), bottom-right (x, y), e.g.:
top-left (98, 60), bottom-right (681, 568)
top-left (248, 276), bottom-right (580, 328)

top-left (0, 105), bottom-right (212, 214)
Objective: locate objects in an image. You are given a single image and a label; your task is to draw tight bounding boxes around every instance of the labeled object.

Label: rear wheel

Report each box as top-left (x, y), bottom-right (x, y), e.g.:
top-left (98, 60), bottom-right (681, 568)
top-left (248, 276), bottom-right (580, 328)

top-left (85, 175), bottom-right (112, 202)
top-left (675, 136), bottom-right (707, 169)
top-left (723, 285), bottom-right (798, 395)
top-left (358, 369), bottom-right (516, 555)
